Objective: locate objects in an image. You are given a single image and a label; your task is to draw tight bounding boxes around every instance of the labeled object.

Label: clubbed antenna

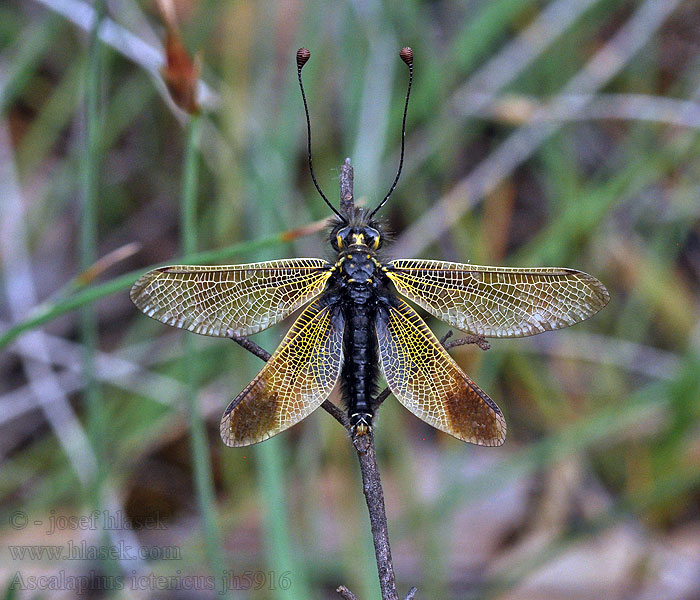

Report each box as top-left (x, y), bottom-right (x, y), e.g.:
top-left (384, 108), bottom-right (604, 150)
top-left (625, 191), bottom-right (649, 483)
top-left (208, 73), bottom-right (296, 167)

top-left (296, 48), bottom-right (346, 221)
top-left (368, 47), bottom-right (413, 219)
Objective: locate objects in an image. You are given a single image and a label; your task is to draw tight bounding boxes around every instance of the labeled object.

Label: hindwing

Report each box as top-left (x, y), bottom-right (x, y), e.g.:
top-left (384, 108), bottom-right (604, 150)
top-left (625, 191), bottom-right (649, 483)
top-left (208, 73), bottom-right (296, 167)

top-left (387, 259), bottom-right (609, 338)
top-left (220, 297), bottom-right (344, 447)
top-left (130, 258), bottom-right (332, 337)
top-left (376, 297), bottom-right (506, 446)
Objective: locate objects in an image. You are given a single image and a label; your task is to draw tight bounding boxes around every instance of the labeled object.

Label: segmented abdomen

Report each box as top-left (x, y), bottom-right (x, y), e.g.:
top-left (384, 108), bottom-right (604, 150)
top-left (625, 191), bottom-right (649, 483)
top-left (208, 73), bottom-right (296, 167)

top-left (341, 287), bottom-right (379, 420)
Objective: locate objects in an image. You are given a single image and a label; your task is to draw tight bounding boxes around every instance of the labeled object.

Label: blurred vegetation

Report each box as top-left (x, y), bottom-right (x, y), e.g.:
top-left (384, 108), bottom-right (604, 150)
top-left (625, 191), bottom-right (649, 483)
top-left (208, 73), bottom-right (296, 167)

top-left (1, 0), bottom-right (700, 598)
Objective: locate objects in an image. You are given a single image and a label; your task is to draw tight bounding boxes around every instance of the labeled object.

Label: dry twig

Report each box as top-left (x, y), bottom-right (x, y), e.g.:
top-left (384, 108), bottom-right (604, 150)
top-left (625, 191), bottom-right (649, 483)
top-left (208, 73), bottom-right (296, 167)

top-left (336, 586), bottom-right (359, 600)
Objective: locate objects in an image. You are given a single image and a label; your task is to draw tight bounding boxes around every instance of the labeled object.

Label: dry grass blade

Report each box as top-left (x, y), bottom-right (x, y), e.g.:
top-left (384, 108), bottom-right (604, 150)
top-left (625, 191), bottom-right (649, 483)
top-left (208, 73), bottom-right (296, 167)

top-left (393, 0), bottom-right (685, 257)
top-left (0, 121), bottom-right (148, 575)
top-left (456, 92), bottom-right (700, 130)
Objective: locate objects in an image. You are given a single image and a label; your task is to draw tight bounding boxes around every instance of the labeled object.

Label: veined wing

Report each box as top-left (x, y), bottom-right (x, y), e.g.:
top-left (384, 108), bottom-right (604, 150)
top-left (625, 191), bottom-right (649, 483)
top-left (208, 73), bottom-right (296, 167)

top-left (376, 298), bottom-right (505, 446)
top-left (220, 298), bottom-right (344, 447)
top-left (130, 258), bottom-right (332, 337)
top-left (387, 259), bottom-right (609, 338)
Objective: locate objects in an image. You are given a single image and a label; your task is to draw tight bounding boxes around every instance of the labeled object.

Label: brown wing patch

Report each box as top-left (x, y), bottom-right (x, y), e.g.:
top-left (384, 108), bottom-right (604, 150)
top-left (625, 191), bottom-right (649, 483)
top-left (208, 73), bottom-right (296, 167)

top-left (442, 379), bottom-right (503, 444)
top-left (387, 259), bottom-right (608, 338)
top-left (220, 298), bottom-right (344, 447)
top-left (226, 386), bottom-right (279, 444)
top-left (376, 297), bottom-right (505, 446)
top-left (130, 258), bottom-right (332, 337)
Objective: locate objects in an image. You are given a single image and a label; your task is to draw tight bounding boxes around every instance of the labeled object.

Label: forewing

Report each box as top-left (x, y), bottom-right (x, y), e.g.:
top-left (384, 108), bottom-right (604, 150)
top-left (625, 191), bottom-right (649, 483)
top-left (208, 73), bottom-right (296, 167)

top-left (376, 298), bottom-right (506, 446)
top-left (220, 298), bottom-right (344, 447)
top-left (130, 258), bottom-right (332, 337)
top-left (387, 259), bottom-right (609, 338)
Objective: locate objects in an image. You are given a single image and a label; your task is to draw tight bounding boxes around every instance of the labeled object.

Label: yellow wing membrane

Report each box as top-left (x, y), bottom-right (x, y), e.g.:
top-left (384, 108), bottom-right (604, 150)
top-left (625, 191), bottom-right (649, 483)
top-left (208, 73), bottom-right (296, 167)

top-left (376, 298), bottom-right (506, 446)
top-left (387, 260), bottom-right (609, 338)
top-left (130, 258), bottom-right (332, 337)
top-left (220, 298), bottom-right (344, 447)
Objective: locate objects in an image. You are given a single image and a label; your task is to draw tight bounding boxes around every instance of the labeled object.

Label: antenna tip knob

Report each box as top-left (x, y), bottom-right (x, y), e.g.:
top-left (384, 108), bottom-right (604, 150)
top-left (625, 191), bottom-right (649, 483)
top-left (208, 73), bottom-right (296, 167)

top-left (297, 48), bottom-right (311, 68)
top-left (399, 47), bottom-right (413, 66)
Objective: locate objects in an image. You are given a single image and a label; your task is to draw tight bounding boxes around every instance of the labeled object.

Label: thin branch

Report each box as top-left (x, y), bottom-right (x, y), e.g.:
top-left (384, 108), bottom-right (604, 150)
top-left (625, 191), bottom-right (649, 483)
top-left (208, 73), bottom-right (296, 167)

top-left (322, 399), bottom-right (352, 430)
top-left (340, 157), bottom-right (355, 214)
top-left (342, 584), bottom-right (414, 600)
top-left (351, 432), bottom-right (399, 600)
top-left (445, 334), bottom-right (490, 352)
top-left (438, 330), bottom-right (453, 346)
top-left (331, 328), bottom-right (490, 599)
top-left (230, 333), bottom-right (271, 362)
top-left (373, 386), bottom-right (392, 408)
top-left (440, 329), bottom-right (490, 351)
top-left (336, 586), bottom-right (359, 600)
top-left (339, 329), bottom-right (485, 600)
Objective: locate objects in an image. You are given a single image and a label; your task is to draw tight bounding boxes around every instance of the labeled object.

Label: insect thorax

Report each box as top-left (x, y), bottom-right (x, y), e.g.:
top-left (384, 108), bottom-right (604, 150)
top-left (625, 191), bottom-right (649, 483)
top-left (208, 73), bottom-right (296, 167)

top-left (339, 250), bottom-right (379, 285)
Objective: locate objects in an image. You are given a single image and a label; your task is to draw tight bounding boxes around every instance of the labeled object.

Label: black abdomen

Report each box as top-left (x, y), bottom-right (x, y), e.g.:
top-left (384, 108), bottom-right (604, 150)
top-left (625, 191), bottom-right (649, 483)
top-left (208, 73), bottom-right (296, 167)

top-left (341, 284), bottom-right (379, 430)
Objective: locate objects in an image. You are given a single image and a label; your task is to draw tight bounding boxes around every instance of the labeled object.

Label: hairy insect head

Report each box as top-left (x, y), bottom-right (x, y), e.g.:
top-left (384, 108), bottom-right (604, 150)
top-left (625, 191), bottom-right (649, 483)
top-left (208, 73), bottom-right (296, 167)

top-left (328, 208), bottom-right (386, 253)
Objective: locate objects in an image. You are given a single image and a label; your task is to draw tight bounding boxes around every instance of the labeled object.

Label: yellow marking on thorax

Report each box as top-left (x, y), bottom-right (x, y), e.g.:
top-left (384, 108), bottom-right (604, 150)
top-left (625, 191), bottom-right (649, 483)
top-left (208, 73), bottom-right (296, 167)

top-left (370, 257), bottom-right (385, 271)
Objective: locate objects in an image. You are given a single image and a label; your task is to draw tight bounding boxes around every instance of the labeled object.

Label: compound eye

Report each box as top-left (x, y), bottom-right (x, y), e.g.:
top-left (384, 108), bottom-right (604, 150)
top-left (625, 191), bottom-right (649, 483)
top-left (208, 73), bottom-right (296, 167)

top-left (336, 227), bottom-right (350, 249)
top-left (367, 228), bottom-right (381, 249)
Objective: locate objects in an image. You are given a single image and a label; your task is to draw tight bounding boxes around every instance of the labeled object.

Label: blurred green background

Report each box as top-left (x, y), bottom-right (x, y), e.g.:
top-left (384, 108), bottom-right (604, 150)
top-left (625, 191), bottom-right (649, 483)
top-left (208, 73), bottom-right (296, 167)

top-left (1, 0), bottom-right (700, 598)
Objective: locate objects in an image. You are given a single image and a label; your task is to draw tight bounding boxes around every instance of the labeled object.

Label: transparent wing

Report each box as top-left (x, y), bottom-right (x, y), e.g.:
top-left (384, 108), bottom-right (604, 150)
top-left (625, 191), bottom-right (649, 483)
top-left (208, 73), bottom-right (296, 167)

top-left (387, 259), bottom-right (609, 338)
top-left (220, 298), bottom-right (344, 447)
top-left (130, 258), bottom-right (332, 337)
top-left (376, 298), bottom-right (505, 446)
